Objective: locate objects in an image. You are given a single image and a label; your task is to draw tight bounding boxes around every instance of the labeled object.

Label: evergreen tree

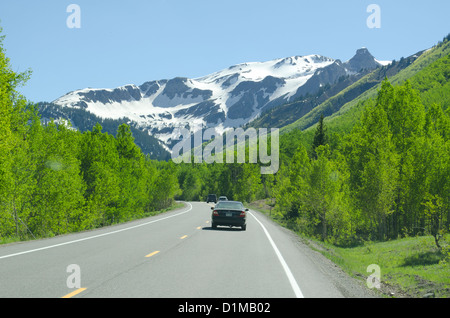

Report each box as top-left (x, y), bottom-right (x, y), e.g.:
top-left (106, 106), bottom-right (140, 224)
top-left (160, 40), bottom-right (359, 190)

top-left (116, 123), bottom-right (141, 160)
top-left (311, 113), bottom-right (327, 158)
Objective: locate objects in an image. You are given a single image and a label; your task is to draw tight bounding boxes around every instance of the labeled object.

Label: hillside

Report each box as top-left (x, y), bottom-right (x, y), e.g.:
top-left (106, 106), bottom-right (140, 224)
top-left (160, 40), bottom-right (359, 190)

top-left (37, 102), bottom-right (171, 161)
top-left (247, 50), bottom-right (422, 132)
top-left (287, 36), bottom-right (450, 140)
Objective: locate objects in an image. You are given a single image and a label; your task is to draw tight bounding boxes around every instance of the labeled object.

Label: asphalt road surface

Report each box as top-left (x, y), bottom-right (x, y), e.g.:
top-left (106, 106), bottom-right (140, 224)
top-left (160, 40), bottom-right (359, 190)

top-left (0, 202), bottom-right (377, 298)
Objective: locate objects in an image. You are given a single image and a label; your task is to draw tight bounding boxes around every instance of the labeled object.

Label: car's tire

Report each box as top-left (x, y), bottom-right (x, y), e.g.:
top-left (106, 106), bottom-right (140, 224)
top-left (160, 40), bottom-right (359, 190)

top-left (241, 224), bottom-right (246, 231)
top-left (212, 222), bottom-right (217, 229)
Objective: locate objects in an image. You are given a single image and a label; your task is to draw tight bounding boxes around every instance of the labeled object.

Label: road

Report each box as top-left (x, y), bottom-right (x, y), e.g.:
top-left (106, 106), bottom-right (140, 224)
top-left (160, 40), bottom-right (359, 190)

top-left (0, 202), bottom-right (377, 298)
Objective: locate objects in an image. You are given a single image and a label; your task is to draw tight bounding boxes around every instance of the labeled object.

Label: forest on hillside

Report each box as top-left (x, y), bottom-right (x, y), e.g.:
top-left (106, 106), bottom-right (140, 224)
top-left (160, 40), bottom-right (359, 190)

top-left (0, 32), bottom-right (180, 240)
top-left (174, 44), bottom-right (450, 248)
top-left (1, 30), bottom-right (449, 251)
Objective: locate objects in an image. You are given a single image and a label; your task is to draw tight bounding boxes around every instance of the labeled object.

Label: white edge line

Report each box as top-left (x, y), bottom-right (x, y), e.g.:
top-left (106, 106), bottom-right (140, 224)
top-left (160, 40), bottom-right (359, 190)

top-left (248, 210), bottom-right (304, 298)
top-left (0, 202), bottom-right (193, 260)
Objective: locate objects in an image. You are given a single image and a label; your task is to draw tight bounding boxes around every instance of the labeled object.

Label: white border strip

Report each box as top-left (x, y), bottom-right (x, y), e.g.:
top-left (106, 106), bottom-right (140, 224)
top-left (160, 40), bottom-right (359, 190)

top-left (0, 202), bottom-right (193, 260)
top-left (249, 210), bottom-right (304, 298)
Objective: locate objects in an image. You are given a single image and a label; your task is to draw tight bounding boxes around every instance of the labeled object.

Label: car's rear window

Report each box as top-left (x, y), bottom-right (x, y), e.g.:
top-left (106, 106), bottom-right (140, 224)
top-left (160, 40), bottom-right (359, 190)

top-left (216, 201), bottom-right (243, 209)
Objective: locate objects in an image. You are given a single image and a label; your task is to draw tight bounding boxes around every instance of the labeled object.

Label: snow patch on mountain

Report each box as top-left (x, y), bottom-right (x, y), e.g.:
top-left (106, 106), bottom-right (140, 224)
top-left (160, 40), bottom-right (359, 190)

top-left (52, 49), bottom-right (384, 149)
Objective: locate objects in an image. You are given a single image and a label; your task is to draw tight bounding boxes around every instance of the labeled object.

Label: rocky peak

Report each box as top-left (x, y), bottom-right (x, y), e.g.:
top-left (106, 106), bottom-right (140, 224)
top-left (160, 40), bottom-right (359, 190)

top-left (345, 47), bottom-right (381, 72)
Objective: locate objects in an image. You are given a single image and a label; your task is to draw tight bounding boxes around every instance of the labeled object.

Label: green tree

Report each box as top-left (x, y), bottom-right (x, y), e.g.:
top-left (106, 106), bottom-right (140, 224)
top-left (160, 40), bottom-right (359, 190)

top-left (151, 162), bottom-right (181, 210)
top-left (8, 107), bottom-right (40, 238)
top-left (286, 144), bottom-right (310, 221)
top-left (30, 121), bottom-right (86, 236)
top-left (305, 145), bottom-right (341, 241)
top-left (116, 123), bottom-right (141, 160)
top-left (341, 94), bottom-right (399, 240)
top-left (235, 163), bottom-right (262, 203)
top-left (311, 113), bottom-right (327, 158)
top-left (79, 123), bottom-right (120, 227)
top-left (114, 124), bottom-right (147, 221)
top-left (273, 163), bottom-right (294, 220)
top-left (181, 166), bottom-right (202, 201)
top-left (0, 28), bottom-right (34, 239)
top-left (378, 80), bottom-right (426, 237)
top-left (422, 193), bottom-right (445, 249)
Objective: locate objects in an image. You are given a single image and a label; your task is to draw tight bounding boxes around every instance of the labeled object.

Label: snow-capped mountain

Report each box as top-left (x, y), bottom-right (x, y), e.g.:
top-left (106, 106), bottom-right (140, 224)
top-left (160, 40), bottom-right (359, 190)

top-left (52, 48), bottom-right (388, 148)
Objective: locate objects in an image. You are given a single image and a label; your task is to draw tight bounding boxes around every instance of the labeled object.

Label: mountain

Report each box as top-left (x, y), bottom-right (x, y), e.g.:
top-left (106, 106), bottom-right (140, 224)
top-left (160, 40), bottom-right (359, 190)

top-left (248, 48), bottom-right (426, 131)
top-left (50, 48), bottom-right (387, 149)
top-left (37, 102), bottom-right (171, 161)
top-left (280, 36), bottom-right (450, 141)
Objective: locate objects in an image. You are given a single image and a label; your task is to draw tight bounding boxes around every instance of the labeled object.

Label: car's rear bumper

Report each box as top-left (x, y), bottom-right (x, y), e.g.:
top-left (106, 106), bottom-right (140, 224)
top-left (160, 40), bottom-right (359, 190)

top-left (212, 216), bottom-right (246, 227)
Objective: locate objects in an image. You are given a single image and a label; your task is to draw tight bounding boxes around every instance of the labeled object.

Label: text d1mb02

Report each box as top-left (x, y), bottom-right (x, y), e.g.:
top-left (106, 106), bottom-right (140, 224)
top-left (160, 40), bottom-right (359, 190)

top-left (178, 302), bottom-right (271, 315)
top-left (222, 302), bottom-right (271, 313)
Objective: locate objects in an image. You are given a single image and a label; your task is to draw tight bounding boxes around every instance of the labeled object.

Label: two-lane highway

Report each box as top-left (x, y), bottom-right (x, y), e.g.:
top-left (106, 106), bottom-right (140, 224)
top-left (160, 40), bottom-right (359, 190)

top-left (0, 202), bottom-right (376, 298)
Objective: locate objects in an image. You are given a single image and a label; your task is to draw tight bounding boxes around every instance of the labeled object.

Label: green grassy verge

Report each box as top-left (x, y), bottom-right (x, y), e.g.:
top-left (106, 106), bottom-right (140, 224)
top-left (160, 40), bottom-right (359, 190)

top-left (248, 200), bottom-right (450, 298)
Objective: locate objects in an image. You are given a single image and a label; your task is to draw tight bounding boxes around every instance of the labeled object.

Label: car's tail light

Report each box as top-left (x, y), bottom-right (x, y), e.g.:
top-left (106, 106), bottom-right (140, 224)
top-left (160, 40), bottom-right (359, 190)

top-left (239, 211), bottom-right (246, 217)
top-left (213, 210), bottom-right (219, 216)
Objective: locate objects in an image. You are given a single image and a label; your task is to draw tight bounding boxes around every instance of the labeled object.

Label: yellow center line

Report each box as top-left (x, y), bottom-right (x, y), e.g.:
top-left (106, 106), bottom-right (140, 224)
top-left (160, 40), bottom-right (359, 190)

top-left (180, 235), bottom-right (188, 239)
top-left (145, 250), bottom-right (160, 258)
top-left (62, 288), bottom-right (87, 298)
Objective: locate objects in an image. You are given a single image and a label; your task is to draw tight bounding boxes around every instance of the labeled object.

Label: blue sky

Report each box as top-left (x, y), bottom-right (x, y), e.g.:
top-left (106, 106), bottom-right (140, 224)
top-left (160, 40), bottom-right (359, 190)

top-left (0, 0), bottom-right (449, 103)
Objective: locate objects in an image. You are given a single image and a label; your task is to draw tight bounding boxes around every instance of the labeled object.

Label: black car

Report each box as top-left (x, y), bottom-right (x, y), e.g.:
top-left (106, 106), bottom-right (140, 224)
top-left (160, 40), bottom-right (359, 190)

top-left (211, 201), bottom-right (247, 230)
top-left (207, 194), bottom-right (217, 203)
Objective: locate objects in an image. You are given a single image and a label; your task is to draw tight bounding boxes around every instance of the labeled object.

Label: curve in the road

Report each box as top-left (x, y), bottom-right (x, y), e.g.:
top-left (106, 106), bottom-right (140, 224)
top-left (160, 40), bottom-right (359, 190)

top-left (0, 203), bottom-right (193, 261)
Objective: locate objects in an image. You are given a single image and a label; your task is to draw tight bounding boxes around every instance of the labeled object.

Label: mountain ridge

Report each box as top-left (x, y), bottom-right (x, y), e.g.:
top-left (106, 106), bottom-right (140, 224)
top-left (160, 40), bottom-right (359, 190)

top-left (249, 46), bottom-right (430, 133)
top-left (50, 48), bottom-right (387, 149)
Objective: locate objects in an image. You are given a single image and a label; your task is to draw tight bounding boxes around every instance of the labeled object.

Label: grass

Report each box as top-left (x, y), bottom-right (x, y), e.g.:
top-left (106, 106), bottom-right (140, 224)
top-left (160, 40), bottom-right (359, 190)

top-left (324, 236), bottom-right (450, 298)
top-left (248, 199), bottom-right (450, 298)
